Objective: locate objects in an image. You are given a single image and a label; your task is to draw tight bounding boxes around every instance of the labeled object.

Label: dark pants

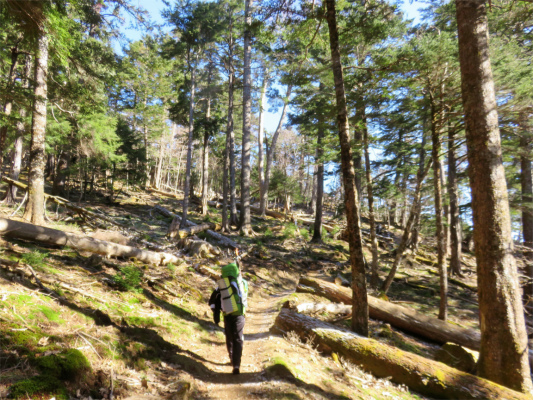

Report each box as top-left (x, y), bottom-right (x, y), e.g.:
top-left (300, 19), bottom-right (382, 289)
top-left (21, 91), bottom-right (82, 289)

top-left (224, 314), bottom-right (245, 368)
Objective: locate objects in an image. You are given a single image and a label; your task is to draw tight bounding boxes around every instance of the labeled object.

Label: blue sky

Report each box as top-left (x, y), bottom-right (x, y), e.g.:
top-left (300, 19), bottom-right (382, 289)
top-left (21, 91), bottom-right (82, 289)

top-left (117, 1), bottom-right (422, 133)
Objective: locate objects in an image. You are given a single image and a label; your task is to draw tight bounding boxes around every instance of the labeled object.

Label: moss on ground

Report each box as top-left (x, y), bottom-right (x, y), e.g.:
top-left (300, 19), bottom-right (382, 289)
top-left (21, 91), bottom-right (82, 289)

top-left (33, 349), bottom-right (90, 381)
top-left (8, 375), bottom-right (68, 399)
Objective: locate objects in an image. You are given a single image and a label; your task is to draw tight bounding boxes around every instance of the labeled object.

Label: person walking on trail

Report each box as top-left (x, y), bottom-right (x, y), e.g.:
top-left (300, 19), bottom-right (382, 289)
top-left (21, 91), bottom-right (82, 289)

top-left (209, 249), bottom-right (248, 375)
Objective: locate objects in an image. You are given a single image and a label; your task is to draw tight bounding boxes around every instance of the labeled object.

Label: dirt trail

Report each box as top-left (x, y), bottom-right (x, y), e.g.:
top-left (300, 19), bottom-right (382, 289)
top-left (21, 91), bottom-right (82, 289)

top-left (197, 288), bottom-right (294, 399)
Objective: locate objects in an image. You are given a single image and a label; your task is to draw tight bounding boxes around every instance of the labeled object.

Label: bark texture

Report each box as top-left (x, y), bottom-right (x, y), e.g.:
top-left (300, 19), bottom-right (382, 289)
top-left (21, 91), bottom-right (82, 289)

top-left (520, 115), bottom-right (533, 300)
top-left (0, 45), bottom-right (19, 171)
top-left (429, 95), bottom-right (448, 320)
top-left (312, 99), bottom-right (325, 243)
top-left (456, 0), bottom-right (532, 391)
top-left (23, 31), bottom-right (48, 225)
top-left (359, 99), bottom-right (379, 287)
top-left (181, 61), bottom-right (196, 229)
top-left (258, 72), bottom-right (268, 216)
top-left (325, 0), bottom-right (368, 336)
top-left (448, 124), bottom-right (463, 276)
top-left (240, 0), bottom-right (253, 235)
top-left (274, 308), bottom-right (531, 400)
top-left (4, 54), bottom-right (31, 204)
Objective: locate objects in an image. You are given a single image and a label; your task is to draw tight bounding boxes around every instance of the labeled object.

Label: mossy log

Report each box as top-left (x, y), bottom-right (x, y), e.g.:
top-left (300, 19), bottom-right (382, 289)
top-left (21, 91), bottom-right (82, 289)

top-left (0, 218), bottom-right (179, 266)
top-left (298, 276), bottom-right (481, 350)
top-left (299, 276), bottom-right (533, 368)
top-left (273, 308), bottom-right (530, 400)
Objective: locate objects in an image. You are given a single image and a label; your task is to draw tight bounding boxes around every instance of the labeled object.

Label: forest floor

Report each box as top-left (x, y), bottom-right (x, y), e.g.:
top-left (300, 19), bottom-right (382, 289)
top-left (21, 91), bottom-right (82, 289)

top-left (0, 184), bottom-right (503, 400)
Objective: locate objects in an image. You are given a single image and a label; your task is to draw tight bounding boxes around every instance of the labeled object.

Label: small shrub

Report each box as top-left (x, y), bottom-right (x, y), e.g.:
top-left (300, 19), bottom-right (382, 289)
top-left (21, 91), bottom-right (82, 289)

top-left (264, 227), bottom-right (273, 239)
top-left (21, 250), bottom-right (48, 270)
top-left (113, 265), bottom-right (143, 293)
top-left (300, 228), bottom-right (310, 241)
top-left (167, 263), bottom-right (176, 272)
top-left (282, 223), bottom-right (298, 240)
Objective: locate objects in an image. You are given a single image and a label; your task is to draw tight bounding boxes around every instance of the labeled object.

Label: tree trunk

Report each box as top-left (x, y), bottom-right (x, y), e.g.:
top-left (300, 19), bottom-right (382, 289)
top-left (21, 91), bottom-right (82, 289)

top-left (228, 66), bottom-right (238, 227)
top-left (456, 0), bottom-right (532, 391)
top-left (52, 151), bottom-right (70, 196)
top-left (222, 114), bottom-right (230, 232)
top-left (359, 98), bottom-right (379, 288)
top-left (310, 163), bottom-right (317, 215)
top-left (181, 58), bottom-right (196, 229)
top-left (264, 84), bottom-right (293, 215)
top-left (0, 45), bottom-right (20, 171)
top-left (429, 91), bottom-right (448, 321)
top-left (352, 103), bottom-right (364, 203)
top-left (201, 62), bottom-right (214, 216)
top-left (23, 32), bottom-right (48, 225)
top-left (325, 0), bottom-right (368, 337)
top-left (311, 100), bottom-right (325, 243)
top-left (274, 307), bottom-right (531, 400)
top-left (154, 134), bottom-right (165, 190)
top-left (258, 71), bottom-right (268, 216)
top-left (520, 113), bottom-right (533, 302)
top-left (4, 54), bottom-right (31, 204)
top-left (448, 122), bottom-right (463, 276)
top-left (240, 0), bottom-right (254, 235)
top-left (382, 148), bottom-right (431, 294)
top-left (0, 218), bottom-right (178, 266)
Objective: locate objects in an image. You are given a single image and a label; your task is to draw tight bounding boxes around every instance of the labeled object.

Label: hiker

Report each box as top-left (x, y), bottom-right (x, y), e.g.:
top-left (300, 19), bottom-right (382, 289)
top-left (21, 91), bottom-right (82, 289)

top-left (209, 251), bottom-right (248, 375)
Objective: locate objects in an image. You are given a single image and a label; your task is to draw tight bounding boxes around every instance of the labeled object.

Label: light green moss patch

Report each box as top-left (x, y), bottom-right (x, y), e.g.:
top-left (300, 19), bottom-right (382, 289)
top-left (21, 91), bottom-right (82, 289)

top-left (34, 349), bottom-right (91, 381)
top-left (9, 375), bottom-right (68, 399)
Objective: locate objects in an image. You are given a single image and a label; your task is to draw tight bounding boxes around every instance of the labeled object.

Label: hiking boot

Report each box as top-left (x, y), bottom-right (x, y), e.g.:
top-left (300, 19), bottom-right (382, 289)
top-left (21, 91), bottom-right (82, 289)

top-left (232, 367), bottom-right (240, 375)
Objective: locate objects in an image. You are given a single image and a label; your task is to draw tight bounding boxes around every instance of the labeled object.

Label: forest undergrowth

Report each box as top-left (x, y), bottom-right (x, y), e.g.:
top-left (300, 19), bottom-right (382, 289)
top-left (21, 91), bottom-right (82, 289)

top-left (0, 185), bottom-right (497, 400)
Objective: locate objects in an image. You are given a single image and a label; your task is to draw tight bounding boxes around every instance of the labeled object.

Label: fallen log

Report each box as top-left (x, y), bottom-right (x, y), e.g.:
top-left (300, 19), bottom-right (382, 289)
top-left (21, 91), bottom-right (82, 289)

top-left (195, 264), bottom-right (220, 280)
top-left (0, 218), bottom-right (179, 266)
top-left (147, 187), bottom-right (180, 199)
top-left (153, 205), bottom-right (238, 249)
top-left (172, 222), bottom-right (219, 239)
top-left (273, 308), bottom-right (530, 400)
top-left (2, 177), bottom-right (175, 255)
top-left (299, 276), bottom-right (481, 350)
top-left (289, 302), bottom-right (351, 315)
top-left (299, 276), bottom-right (533, 367)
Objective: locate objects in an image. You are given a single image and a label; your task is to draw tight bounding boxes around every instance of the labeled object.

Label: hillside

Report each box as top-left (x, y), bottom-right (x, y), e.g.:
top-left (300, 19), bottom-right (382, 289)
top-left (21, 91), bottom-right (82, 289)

top-left (0, 187), bottom-right (499, 400)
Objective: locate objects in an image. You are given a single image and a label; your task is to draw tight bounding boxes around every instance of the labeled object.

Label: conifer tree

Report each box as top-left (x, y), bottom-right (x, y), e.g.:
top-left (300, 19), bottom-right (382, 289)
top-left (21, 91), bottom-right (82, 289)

top-left (455, 0), bottom-right (533, 391)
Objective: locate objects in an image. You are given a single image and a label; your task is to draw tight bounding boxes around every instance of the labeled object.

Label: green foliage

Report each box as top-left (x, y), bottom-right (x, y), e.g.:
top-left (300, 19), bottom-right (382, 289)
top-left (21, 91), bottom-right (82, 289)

top-left (21, 250), bottom-right (48, 270)
top-left (113, 265), bottom-right (144, 293)
top-left (282, 223), bottom-right (298, 240)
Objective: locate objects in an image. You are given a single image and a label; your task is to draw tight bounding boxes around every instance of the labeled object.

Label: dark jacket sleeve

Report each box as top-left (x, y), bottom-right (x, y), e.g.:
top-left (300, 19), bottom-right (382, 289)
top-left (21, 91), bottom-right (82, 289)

top-left (208, 288), bottom-right (221, 325)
